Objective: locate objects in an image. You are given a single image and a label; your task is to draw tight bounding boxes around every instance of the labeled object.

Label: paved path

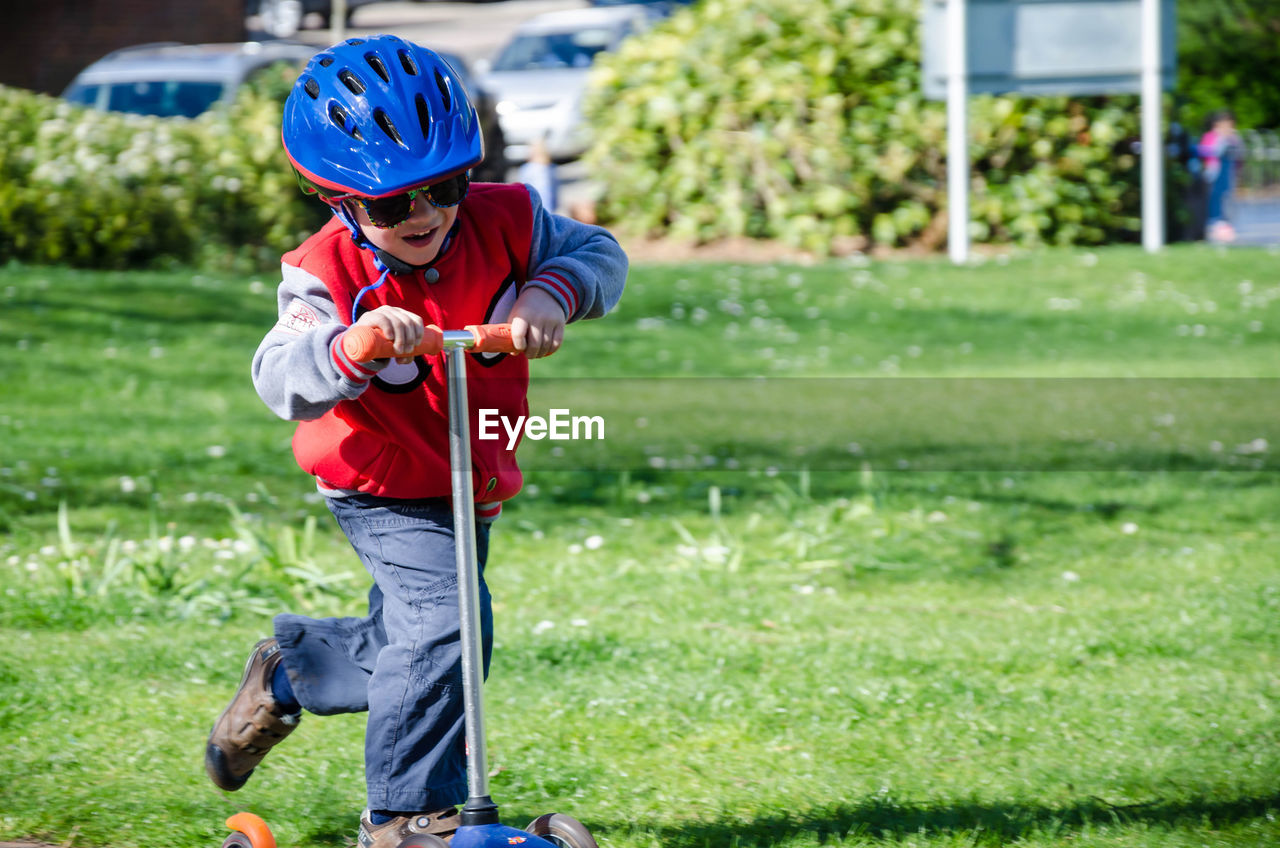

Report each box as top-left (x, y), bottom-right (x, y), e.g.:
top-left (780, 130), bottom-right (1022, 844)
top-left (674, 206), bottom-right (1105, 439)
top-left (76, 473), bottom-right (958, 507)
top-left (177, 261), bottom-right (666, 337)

top-left (268, 0), bottom-right (586, 65)
top-left (1232, 195), bottom-right (1280, 247)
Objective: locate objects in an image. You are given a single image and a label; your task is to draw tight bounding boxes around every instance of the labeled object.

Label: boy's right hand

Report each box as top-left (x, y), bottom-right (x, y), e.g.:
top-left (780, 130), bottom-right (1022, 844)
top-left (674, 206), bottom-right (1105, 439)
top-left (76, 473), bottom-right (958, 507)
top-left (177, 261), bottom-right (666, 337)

top-left (352, 306), bottom-right (424, 364)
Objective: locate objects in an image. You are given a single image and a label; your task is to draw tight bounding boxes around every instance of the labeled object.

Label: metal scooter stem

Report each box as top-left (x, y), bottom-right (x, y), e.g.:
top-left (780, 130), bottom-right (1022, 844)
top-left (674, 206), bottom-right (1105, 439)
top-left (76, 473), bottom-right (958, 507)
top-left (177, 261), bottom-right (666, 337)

top-left (443, 332), bottom-right (500, 826)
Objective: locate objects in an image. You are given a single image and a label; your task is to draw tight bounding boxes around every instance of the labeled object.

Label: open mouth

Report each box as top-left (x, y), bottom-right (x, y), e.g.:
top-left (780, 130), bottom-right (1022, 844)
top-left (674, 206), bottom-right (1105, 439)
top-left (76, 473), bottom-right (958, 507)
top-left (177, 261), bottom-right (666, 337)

top-left (402, 228), bottom-right (437, 248)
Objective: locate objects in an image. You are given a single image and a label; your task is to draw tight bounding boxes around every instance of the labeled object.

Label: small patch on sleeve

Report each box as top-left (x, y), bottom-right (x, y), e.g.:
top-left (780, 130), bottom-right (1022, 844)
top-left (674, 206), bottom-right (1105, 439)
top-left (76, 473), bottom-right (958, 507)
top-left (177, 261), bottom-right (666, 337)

top-left (275, 298), bottom-right (323, 335)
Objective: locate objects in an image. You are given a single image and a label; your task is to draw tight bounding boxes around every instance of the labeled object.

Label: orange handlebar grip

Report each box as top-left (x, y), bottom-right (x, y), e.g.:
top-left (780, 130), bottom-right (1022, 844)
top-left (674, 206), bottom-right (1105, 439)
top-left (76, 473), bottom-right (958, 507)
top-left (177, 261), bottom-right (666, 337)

top-left (226, 813), bottom-right (277, 848)
top-left (341, 325), bottom-right (386, 362)
top-left (467, 323), bottom-right (519, 354)
top-left (342, 324), bottom-right (444, 361)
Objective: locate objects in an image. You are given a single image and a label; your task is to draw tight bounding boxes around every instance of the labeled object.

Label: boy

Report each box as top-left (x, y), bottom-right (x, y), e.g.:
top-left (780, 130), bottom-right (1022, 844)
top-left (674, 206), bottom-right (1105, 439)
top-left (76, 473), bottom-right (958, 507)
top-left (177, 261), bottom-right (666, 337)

top-left (204, 35), bottom-right (626, 848)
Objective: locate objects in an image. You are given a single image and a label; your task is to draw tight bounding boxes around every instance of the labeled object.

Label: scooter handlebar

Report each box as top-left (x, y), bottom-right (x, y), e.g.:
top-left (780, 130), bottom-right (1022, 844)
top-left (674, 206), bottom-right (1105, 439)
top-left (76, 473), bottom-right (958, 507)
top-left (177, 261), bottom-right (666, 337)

top-left (341, 322), bottom-right (519, 362)
top-left (465, 322), bottom-right (518, 353)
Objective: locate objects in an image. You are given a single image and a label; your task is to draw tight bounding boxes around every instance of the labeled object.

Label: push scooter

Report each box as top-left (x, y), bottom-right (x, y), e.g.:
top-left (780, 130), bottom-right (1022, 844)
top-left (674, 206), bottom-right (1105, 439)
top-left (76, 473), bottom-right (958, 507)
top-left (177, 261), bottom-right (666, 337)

top-left (222, 322), bottom-right (598, 848)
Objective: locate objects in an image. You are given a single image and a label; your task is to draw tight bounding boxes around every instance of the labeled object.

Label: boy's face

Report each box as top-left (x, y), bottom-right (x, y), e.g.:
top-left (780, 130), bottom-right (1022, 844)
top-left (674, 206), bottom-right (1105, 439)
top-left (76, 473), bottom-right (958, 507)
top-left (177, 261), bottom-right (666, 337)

top-left (345, 193), bottom-right (459, 266)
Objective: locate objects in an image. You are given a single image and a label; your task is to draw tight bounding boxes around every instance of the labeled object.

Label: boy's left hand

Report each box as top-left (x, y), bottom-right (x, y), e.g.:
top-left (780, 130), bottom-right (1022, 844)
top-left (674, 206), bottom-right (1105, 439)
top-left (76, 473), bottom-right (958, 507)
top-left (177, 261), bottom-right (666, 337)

top-left (510, 287), bottom-right (566, 359)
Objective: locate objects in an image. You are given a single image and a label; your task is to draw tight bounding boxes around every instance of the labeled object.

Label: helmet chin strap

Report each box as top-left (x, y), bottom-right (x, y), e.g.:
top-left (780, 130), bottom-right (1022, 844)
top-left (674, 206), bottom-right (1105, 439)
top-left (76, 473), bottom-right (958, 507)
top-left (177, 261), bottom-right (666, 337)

top-left (330, 200), bottom-right (446, 277)
top-left (332, 203), bottom-right (450, 324)
top-left (327, 202), bottom-right (390, 323)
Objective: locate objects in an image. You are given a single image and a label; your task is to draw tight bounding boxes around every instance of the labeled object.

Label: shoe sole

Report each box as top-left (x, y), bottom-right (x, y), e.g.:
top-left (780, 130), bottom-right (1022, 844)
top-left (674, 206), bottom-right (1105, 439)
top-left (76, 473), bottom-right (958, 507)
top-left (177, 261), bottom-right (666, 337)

top-left (205, 639), bottom-right (275, 791)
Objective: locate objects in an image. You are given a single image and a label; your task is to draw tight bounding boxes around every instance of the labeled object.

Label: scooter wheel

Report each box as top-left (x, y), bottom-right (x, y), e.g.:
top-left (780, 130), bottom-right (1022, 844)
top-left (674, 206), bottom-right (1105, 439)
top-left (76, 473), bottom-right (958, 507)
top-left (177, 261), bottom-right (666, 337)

top-left (224, 814), bottom-right (276, 848)
top-left (395, 836), bottom-right (449, 848)
top-left (526, 813), bottom-right (599, 848)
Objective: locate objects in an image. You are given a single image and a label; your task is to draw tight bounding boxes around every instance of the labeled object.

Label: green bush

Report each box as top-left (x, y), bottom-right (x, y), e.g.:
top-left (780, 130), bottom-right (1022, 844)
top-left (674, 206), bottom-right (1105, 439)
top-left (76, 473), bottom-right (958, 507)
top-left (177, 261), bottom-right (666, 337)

top-left (584, 0), bottom-right (1146, 252)
top-left (0, 71), bottom-right (328, 270)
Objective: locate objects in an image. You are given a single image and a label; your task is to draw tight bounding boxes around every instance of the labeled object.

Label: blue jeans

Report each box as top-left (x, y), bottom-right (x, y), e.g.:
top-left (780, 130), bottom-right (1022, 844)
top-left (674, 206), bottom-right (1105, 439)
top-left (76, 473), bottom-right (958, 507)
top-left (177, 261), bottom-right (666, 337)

top-left (1207, 162), bottom-right (1234, 224)
top-left (273, 495), bottom-right (493, 812)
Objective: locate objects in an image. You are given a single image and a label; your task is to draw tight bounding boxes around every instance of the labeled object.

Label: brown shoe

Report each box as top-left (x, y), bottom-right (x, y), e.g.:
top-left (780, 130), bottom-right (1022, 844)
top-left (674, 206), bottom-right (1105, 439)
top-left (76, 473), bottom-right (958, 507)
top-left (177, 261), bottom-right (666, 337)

top-left (357, 809), bottom-right (460, 848)
top-left (205, 638), bottom-right (301, 791)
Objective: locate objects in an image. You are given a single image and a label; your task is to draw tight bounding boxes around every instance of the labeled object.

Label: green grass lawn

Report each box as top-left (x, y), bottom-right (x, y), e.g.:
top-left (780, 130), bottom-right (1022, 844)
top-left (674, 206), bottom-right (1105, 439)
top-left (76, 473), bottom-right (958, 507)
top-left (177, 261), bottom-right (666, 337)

top-left (1, 245), bottom-right (1278, 848)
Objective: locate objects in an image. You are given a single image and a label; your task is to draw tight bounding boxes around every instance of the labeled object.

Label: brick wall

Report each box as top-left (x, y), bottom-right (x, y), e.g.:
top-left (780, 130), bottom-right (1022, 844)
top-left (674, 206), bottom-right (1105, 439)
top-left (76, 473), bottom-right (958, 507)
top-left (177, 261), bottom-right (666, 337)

top-left (6, 1), bottom-right (246, 96)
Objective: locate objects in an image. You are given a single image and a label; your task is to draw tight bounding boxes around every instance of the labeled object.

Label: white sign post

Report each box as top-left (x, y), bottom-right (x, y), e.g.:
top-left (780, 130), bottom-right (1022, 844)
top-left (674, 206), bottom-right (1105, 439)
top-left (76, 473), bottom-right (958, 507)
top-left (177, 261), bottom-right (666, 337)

top-left (1140, 0), bottom-right (1164, 252)
top-left (923, 0), bottom-right (1177, 262)
top-left (947, 0), bottom-right (969, 264)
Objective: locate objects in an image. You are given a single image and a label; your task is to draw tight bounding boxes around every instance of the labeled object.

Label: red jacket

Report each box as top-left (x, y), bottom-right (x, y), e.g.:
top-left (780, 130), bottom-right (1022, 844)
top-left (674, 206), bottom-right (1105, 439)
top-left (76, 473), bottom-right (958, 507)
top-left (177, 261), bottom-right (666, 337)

top-left (286, 184), bottom-right (534, 508)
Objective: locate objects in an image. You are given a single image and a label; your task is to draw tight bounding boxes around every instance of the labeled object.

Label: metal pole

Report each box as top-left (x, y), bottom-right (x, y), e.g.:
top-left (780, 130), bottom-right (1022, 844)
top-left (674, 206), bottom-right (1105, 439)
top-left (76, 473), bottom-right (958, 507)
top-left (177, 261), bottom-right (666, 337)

top-left (331, 0), bottom-right (348, 42)
top-left (444, 337), bottom-right (495, 817)
top-left (1140, 0), bottom-right (1164, 252)
top-left (946, 0), bottom-right (969, 264)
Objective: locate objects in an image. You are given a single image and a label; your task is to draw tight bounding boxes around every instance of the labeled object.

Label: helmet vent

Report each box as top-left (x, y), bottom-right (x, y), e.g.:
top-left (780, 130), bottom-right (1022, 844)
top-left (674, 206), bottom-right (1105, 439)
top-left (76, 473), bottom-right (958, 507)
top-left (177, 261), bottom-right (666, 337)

top-left (435, 70), bottom-right (452, 111)
top-left (366, 54), bottom-right (391, 84)
top-left (415, 94), bottom-right (432, 139)
top-left (338, 69), bottom-right (366, 95)
top-left (398, 50), bottom-right (418, 76)
top-left (374, 109), bottom-right (406, 148)
top-left (302, 78), bottom-right (320, 99)
top-left (318, 56), bottom-right (334, 68)
top-left (329, 103), bottom-right (362, 140)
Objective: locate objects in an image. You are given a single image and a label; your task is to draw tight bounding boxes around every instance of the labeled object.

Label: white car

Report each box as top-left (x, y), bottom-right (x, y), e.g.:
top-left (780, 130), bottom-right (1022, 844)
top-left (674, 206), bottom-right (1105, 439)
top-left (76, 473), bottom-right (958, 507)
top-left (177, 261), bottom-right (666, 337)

top-left (480, 5), bottom-right (655, 162)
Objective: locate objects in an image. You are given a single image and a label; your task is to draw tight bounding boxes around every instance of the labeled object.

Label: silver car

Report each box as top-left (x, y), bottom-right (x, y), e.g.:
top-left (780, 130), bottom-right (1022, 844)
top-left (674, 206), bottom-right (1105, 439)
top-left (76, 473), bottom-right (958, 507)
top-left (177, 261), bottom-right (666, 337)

top-left (62, 41), bottom-right (317, 119)
top-left (480, 5), bottom-right (655, 162)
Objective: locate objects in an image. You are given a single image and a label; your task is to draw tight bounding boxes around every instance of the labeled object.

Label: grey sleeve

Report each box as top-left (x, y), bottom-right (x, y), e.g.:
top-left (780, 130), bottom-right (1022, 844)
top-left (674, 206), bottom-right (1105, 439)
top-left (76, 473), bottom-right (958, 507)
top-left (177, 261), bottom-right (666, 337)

top-left (250, 263), bottom-right (387, 421)
top-left (522, 184), bottom-right (628, 322)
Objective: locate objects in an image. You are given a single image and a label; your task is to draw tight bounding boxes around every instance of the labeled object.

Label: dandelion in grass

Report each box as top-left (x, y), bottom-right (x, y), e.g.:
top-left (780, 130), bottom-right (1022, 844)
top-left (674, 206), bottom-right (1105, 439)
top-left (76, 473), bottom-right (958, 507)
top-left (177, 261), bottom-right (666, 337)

top-left (1236, 438), bottom-right (1268, 455)
top-left (1122, 522), bottom-right (1139, 535)
top-left (119, 476), bottom-right (137, 493)
top-left (532, 620), bottom-right (555, 635)
top-left (584, 535), bottom-right (604, 550)
top-left (206, 445), bottom-right (227, 458)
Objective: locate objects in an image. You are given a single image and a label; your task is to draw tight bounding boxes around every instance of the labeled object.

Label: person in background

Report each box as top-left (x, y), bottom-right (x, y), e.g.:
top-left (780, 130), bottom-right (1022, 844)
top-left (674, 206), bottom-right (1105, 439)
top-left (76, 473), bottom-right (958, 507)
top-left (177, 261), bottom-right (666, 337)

top-left (1198, 109), bottom-right (1244, 243)
top-left (517, 133), bottom-right (559, 214)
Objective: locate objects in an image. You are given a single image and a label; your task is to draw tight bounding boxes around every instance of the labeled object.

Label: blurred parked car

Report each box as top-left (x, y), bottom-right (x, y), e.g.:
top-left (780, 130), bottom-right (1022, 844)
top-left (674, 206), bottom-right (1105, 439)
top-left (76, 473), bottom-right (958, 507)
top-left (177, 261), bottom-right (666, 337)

top-left (62, 41), bottom-right (316, 119)
top-left (437, 50), bottom-right (509, 184)
top-left (247, 0), bottom-right (383, 40)
top-left (589, 0), bottom-right (693, 14)
top-left (61, 41), bottom-right (508, 182)
top-left (479, 5), bottom-right (655, 163)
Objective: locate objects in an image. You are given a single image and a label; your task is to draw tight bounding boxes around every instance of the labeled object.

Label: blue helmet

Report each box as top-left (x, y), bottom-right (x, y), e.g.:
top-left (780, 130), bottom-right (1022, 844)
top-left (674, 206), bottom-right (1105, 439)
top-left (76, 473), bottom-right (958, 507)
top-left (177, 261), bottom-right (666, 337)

top-left (284, 35), bottom-right (483, 198)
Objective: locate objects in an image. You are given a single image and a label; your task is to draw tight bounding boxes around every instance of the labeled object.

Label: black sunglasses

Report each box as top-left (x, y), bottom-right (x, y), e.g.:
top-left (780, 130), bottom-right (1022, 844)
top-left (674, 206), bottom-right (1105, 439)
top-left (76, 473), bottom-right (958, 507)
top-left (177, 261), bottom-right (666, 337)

top-left (350, 172), bottom-right (471, 229)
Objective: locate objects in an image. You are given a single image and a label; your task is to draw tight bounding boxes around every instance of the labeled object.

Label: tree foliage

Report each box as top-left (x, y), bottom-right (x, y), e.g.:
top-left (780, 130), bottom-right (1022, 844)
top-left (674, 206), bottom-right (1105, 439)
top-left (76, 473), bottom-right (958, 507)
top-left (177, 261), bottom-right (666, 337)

top-left (1176, 0), bottom-right (1280, 132)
